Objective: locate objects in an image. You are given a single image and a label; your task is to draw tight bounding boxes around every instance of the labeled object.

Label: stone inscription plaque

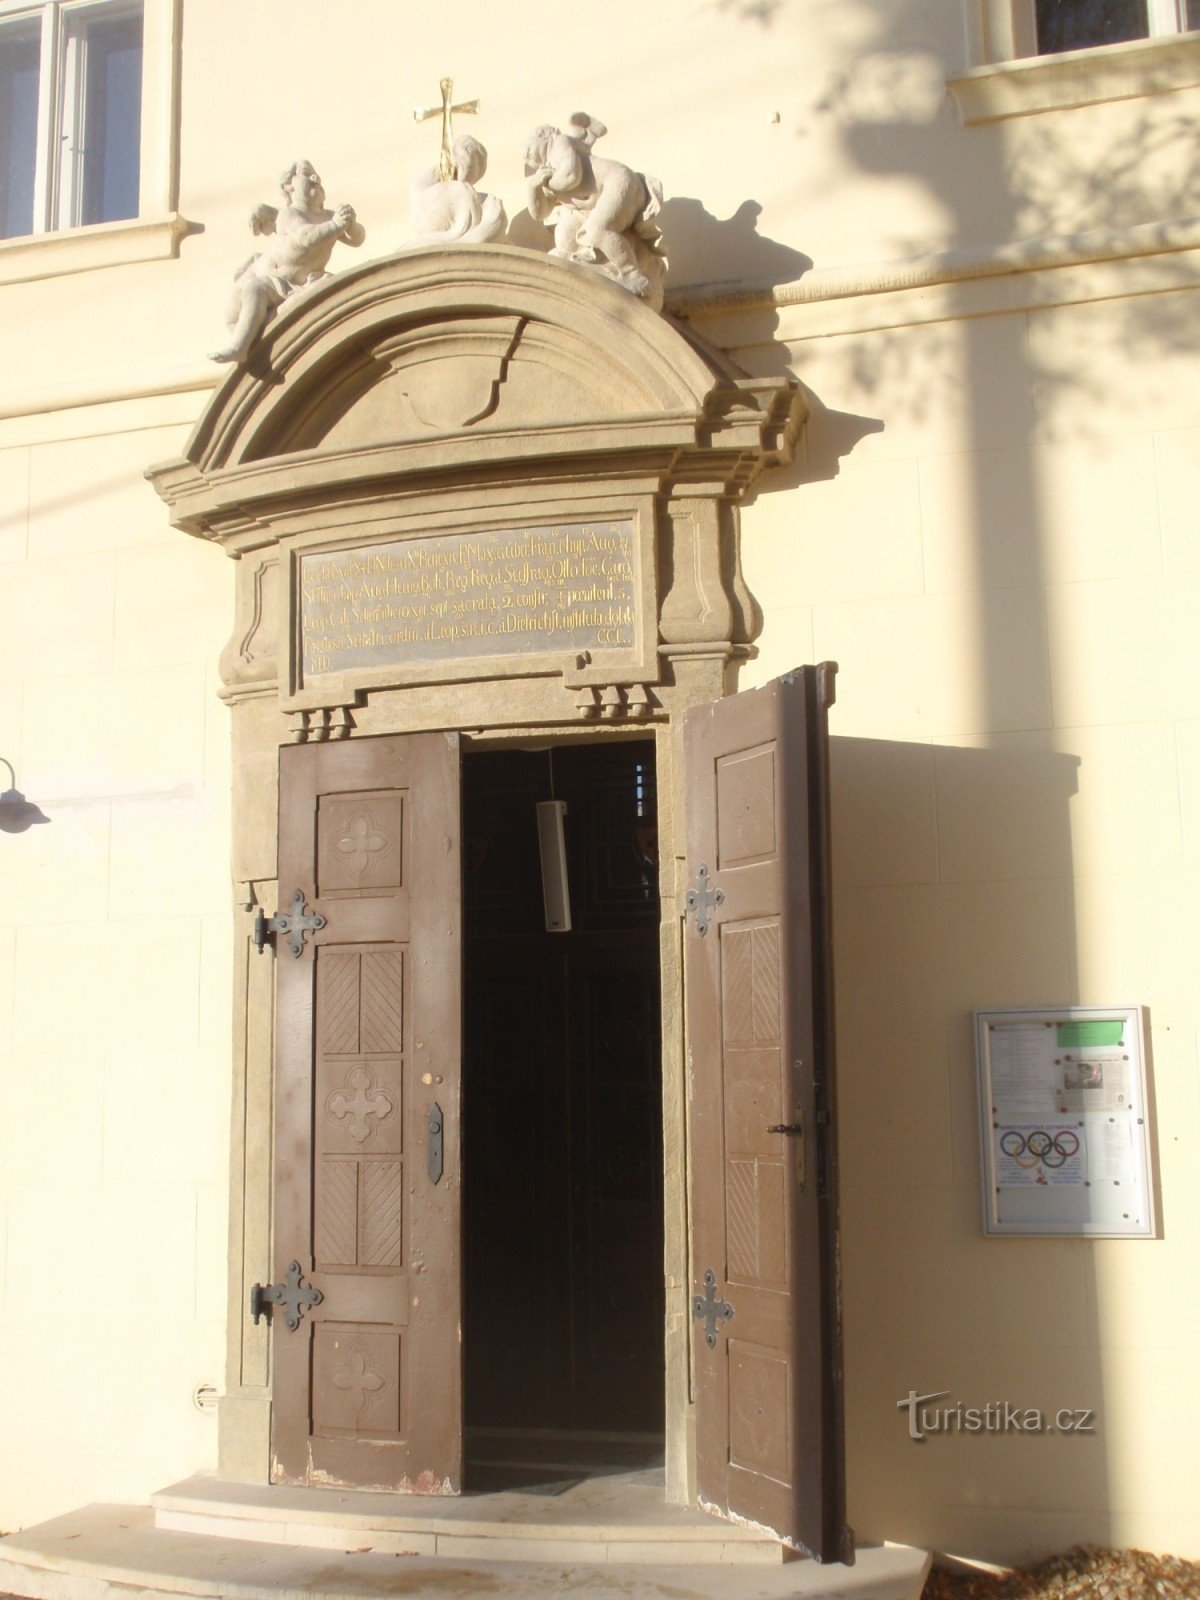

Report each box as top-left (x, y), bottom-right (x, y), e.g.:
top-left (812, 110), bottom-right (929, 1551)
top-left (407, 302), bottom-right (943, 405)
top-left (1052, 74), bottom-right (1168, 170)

top-left (300, 521), bottom-right (637, 680)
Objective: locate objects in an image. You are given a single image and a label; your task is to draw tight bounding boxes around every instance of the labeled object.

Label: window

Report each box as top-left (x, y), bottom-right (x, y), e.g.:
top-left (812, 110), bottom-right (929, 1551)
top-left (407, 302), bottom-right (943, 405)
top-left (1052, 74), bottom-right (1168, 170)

top-left (0, 0), bottom-right (143, 242)
top-left (1016, 0), bottom-right (1198, 55)
top-left (953, 0), bottom-right (1200, 120)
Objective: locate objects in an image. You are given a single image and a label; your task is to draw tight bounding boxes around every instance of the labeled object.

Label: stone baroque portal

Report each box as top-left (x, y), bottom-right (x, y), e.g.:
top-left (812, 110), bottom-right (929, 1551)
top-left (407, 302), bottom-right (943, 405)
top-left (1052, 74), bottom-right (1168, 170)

top-left (140, 238), bottom-right (811, 1512)
top-left (148, 243), bottom-right (806, 750)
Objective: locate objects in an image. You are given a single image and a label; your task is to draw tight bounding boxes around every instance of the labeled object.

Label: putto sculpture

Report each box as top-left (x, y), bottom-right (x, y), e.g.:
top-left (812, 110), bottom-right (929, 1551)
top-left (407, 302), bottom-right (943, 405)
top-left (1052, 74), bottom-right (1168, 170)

top-left (409, 130), bottom-right (505, 244)
top-left (209, 160), bottom-right (365, 364)
top-left (523, 115), bottom-right (667, 309)
top-left (409, 79), bottom-right (505, 245)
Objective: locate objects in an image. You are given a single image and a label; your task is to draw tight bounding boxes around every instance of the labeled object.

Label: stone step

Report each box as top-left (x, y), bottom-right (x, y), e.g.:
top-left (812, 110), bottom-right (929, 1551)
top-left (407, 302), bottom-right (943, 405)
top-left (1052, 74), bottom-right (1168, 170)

top-left (0, 1503), bottom-right (932, 1600)
top-left (151, 1470), bottom-right (794, 1564)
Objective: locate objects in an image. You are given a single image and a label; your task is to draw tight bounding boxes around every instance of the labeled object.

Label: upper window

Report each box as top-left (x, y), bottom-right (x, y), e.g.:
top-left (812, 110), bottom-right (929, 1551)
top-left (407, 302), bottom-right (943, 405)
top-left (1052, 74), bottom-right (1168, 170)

top-left (954, 0), bottom-right (1200, 120)
top-left (0, 0), bottom-right (142, 242)
top-left (1017, 0), bottom-right (1198, 55)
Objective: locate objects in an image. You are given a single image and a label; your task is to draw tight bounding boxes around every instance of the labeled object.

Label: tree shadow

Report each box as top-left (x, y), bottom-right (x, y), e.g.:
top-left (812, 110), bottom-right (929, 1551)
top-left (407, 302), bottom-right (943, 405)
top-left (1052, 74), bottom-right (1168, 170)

top-left (708, 0), bottom-right (1196, 1564)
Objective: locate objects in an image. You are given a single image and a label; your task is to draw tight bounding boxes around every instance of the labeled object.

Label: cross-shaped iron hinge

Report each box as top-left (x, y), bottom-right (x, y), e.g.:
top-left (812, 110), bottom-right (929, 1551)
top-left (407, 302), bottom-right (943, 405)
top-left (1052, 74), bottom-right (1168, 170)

top-left (692, 1268), bottom-right (735, 1348)
top-left (250, 1261), bottom-right (323, 1331)
top-left (253, 889), bottom-right (327, 958)
top-left (684, 863), bottom-right (724, 937)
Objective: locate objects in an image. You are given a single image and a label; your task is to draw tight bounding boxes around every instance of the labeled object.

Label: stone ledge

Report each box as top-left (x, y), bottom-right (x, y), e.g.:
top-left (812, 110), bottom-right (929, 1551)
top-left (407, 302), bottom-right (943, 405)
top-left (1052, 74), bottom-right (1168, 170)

top-left (0, 213), bottom-right (196, 287)
top-left (668, 219), bottom-right (1200, 346)
top-left (0, 1501), bottom-right (932, 1600)
top-left (948, 33), bottom-right (1200, 124)
top-left (150, 1469), bottom-right (787, 1561)
top-left (667, 216), bottom-right (1200, 319)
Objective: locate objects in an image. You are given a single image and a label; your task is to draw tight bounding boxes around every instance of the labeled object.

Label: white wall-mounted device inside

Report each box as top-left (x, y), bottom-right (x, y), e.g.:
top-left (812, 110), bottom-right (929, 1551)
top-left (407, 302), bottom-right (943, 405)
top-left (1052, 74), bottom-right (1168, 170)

top-left (536, 799), bottom-right (572, 933)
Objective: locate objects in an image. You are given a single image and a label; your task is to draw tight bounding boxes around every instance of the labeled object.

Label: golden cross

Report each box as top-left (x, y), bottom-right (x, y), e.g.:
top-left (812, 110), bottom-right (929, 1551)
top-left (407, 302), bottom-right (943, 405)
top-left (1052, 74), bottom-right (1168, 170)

top-left (413, 77), bottom-right (480, 183)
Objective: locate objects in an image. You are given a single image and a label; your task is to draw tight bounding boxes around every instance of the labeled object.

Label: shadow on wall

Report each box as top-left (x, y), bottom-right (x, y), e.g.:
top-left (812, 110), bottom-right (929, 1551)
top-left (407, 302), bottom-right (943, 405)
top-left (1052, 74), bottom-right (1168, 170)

top-left (712, 320), bottom-right (887, 489)
top-left (759, 381), bottom-right (885, 489)
top-left (829, 736), bottom-right (1095, 1565)
top-left (810, 17), bottom-right (1194, 1564)
top-left (656, 197), bottom-right (811, 293)
top-left (505, 207), bottom-right (554, 253)
top-left (709, 0), bottom-right (1197, 1559)
top-left (509, 195), bottom-right (812, 297)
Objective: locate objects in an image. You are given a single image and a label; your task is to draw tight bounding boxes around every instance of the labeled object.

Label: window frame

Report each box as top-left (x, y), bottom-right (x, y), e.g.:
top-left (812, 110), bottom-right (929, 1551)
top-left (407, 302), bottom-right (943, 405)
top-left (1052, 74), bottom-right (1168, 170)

top-left (974, 0), bottom-right (1196, 62)
top-left (953, 0), bottom-right (1200, 121)
top-left (56, 0), bottom-right (145, 231)
top-left (1007, 0), bottom-right (1194, 59)
top-left (0, 0), bottom-right (178, 245)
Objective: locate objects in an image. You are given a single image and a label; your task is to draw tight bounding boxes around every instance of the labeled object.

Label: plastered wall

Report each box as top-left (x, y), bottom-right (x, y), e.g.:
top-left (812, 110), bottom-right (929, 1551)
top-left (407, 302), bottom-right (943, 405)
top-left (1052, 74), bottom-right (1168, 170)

top-left (730, 283), bottom-right (1200, 1562)
top-left (0, 0), bottom-right (1196, 1563)
top-left (0, 415), bottom-right (234, 1528)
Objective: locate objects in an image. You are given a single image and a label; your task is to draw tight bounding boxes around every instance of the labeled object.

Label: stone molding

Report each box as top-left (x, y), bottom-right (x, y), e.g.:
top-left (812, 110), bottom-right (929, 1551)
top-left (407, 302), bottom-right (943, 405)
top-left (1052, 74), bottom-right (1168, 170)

top-left (4, 218), bottom-right (1196, 436)
top-left (148, 242), bottom-right (805, 729)
top-left (666, 214), bottom-right (1200, 319)
top-left (948, 32), bottom-right (1200, 123)
top-left (0, 212), bottom-right (195, 287)
top-left (669, 219), bottom-right (1200, 348)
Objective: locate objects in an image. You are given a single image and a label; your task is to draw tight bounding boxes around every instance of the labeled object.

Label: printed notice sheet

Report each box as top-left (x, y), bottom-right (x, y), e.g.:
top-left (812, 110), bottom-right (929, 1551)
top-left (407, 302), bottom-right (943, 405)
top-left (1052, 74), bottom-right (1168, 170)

top-left (975, 1008), bottom-right (1153, 1237)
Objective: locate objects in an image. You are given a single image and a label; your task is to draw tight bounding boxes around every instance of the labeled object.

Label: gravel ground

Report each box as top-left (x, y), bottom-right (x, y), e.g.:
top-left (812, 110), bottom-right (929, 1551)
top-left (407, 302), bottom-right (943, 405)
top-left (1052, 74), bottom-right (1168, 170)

top-left (924, 1548), bottom-right (1200, 1600)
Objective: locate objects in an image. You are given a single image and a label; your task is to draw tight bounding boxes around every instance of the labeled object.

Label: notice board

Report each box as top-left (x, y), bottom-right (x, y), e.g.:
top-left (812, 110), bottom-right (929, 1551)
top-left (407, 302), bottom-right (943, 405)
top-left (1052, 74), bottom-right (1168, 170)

top-left (975, 1007), bottom-right (1155, 1238)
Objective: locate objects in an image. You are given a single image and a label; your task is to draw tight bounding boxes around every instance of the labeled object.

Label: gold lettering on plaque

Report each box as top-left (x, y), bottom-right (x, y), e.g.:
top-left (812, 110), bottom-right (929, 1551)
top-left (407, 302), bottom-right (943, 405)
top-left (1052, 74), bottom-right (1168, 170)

top-left (300, 521), bottom-right (637, 679)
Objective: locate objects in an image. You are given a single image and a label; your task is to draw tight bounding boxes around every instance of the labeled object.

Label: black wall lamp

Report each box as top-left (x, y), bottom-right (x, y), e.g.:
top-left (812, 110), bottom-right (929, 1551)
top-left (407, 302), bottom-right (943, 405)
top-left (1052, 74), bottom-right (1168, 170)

top-left (0, 757), bottom-right (49, 834)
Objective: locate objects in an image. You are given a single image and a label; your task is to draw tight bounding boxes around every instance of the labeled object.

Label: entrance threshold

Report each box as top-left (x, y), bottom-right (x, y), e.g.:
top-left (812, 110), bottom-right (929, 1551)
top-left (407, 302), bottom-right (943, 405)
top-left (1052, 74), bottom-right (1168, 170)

top-left (465, 1426), bottom-right (663, 1492)
top-left (0, 1496), bottom-right (931, 1600)
top-left (150, 1469), bottom-right (788, 1564)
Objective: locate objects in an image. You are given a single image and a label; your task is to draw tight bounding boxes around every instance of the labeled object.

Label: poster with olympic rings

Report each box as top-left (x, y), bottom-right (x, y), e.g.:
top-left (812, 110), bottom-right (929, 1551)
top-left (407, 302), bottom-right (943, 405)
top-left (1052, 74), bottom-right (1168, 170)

top-left (975, 1006), bottom-right (1155, 1237)
top-left (995, 1123), bottom-right (1084, 1186)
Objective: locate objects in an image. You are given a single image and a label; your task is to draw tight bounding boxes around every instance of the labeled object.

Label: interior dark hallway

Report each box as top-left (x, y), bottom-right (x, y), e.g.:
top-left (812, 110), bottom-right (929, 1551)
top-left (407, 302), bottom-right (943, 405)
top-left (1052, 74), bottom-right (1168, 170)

top-left (461, 740), bottom-right (665, 1488)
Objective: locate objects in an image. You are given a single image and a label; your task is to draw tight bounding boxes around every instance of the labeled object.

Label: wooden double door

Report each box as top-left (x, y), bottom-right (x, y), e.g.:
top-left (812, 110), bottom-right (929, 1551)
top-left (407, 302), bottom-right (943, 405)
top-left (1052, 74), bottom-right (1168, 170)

top-left (265, 667), bottom-right (850, 1561)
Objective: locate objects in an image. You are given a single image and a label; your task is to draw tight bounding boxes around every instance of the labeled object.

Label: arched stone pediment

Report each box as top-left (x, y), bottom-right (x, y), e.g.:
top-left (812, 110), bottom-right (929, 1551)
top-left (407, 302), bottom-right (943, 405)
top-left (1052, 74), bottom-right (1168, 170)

top-left (233, 254), bottom-right (713, 462)
top-left (148, 242), bottom-right (805, 734)
top-left (151, 244), bottom-right (803, 536)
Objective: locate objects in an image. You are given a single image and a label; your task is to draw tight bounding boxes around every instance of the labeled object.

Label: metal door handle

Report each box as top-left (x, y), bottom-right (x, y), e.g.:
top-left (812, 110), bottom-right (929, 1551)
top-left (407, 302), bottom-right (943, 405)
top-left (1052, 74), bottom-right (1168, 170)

top-left (427, 1103), bottom-right (444, 1185)
top-left (768, 1118), bottom-right (805, 1190)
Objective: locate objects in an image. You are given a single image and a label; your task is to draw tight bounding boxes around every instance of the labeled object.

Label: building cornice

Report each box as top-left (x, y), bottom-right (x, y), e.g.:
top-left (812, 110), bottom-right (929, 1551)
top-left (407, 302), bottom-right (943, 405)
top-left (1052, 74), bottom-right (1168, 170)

top-left (664, 215), bottom-right (1200, 321)
top-left (0, 219), bottom-right (1197, 437)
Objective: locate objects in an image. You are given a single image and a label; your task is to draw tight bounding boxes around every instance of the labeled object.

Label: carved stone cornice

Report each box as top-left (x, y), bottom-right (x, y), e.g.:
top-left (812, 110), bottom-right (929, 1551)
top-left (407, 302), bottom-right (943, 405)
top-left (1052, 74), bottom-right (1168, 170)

top-left (148, 243), bottom-right (806, 724)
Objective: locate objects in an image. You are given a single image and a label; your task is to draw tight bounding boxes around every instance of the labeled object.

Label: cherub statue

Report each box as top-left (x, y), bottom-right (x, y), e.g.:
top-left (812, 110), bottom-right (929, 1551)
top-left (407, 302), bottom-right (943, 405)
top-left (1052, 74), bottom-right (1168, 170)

top-left (209, 159), bottom-right (365, 364)
top-left (523, 115), bottom-right (667, 309)
top-left (409, 133), bottom-right (506, 245)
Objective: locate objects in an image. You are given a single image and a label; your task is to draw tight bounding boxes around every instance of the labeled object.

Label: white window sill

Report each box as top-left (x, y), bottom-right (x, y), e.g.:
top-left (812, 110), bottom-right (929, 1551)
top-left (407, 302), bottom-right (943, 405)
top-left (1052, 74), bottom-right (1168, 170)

top-left (0, 212), bottom-right (194, 286)
top-left (949, 31), bottom-right (1200, 123)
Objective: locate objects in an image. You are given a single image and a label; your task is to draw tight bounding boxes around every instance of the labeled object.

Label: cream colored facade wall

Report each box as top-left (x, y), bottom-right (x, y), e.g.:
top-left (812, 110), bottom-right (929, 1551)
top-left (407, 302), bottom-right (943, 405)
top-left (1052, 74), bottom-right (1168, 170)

top-left (728, 280), bottom-right (1200, 1564)
top-left (0, 0), bottom-right (1196, 1566)
top-left (0, 408), bottom-right (234, 1528)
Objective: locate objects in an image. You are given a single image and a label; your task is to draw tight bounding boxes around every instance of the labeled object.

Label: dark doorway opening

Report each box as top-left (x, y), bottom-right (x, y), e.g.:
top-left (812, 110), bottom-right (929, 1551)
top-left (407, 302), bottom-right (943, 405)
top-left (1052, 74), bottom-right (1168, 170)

top-left (462, 739), bottom-right (665, 1488)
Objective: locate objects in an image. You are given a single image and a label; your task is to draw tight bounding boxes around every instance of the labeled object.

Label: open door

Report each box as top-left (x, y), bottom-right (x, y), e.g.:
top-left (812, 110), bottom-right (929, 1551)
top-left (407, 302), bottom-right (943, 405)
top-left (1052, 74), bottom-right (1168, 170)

top-left (684, 664), bottom-right (851, 1562)
top-left (269, 733), bottom-right (462, 1493)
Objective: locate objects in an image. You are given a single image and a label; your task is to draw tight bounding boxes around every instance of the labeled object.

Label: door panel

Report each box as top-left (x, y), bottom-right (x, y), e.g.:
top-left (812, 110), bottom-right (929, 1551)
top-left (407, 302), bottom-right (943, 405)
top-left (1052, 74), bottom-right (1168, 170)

top-left (271, 733), bottom-right (461, 1493)
top-left (684, 665), bottom-right (850, 1561)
